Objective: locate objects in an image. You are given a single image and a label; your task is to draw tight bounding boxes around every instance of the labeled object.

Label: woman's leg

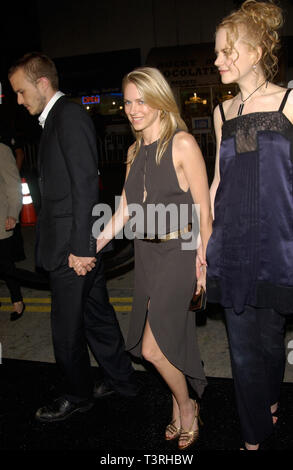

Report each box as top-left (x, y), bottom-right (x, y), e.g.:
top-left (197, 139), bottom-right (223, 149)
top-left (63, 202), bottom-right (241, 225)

top-left (141, 319), bottom-right (198, 436)
top-left (259, 308), bottom-right (286, 425)
top-left (0, 238), bottom-right (23, 310)
top-left (225, 305), bottom-right (285, 449)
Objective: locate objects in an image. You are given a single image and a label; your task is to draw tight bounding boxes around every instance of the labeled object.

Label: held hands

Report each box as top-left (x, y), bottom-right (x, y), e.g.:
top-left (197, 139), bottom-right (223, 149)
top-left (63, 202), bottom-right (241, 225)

top-left (68, 254), bottom-right (96, 276)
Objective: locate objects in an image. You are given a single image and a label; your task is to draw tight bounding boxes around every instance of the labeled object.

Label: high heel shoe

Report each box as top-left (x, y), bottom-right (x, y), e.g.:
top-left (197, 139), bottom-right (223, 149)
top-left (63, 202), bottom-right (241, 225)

top-left (10, 303), bottom-right (25, 322)
top-left (178, 401), bottom-right (203, 450)
top-left (165, 420), bottom-right (181, 441)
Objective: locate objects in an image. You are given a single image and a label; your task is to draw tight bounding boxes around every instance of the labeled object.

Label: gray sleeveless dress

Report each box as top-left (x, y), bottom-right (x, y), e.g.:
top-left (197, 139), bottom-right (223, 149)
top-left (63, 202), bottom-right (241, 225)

top-left (124, 133), bottom-right (207, 397)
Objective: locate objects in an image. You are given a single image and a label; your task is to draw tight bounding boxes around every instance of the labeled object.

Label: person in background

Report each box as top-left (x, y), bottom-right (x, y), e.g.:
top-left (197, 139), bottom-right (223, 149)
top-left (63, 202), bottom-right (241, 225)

top-left (0, 121), bottom-right (25, 172)
top-left (0, 142), bottom-right (25, 321)
top-left (206, 0), bottom-right (293, 450)
top-left (0, 122), bottom-right (26, 262)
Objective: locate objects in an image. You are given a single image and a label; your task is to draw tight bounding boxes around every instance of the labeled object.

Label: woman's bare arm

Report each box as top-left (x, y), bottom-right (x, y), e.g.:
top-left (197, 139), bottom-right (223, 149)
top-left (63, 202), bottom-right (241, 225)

top-left (209, 105), bottom-right (222, 219)
top-left (96, 144), bottom-right (134, 253)
top-left (173, 131), bottom-right (213, 290)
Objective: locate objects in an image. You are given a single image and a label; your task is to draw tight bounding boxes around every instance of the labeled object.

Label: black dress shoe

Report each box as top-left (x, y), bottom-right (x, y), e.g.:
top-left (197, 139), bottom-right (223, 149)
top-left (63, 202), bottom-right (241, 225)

top-left (93, 378), bottom-right (140, 399)
top-left (93, 380), bottom-right (116, 399)
top-left (10, 303), bottom-right (25, 322)
top-left (35, 397), bottom-right (94, 422)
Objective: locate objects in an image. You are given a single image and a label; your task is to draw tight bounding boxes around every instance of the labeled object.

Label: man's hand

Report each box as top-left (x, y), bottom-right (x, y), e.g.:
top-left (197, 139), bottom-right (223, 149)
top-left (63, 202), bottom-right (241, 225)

top-left (5, 216), bottom-right (17, 231)
top-left (68, 254), bottom-right (96, 276)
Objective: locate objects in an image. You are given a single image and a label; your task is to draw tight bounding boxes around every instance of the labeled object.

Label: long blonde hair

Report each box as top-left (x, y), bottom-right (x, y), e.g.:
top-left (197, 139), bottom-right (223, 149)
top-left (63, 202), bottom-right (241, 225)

top-left (122, 67), bottom-right (187, 165)
top-left (217, 0), bottom-right (283, 81)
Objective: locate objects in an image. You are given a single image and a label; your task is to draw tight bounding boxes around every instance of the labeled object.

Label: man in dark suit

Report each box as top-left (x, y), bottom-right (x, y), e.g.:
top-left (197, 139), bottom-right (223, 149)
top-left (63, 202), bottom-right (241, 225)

top-left (9, 52), bottom-right (138, 422)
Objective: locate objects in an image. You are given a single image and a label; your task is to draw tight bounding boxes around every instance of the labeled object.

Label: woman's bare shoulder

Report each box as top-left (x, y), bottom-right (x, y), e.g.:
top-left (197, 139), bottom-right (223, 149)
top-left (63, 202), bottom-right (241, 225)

top-left (173, 130), bottom-right (198, 150)
top-left (222, 95), bottom-right (238, 114)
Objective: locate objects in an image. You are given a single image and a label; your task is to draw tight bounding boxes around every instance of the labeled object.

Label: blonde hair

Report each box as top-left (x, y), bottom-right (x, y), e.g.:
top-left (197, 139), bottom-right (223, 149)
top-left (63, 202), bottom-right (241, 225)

top-left (122, 67), bottom-right (187, 165)
top-left (217, 0), bottom-right (283, 81)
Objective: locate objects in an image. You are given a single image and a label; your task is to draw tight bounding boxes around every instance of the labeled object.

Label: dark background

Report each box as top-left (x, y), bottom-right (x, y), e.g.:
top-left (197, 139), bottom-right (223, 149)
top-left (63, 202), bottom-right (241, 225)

top-left (2, 0), bottom-right (293, 99)
top-left (1, 0), bottom-right (293, 189)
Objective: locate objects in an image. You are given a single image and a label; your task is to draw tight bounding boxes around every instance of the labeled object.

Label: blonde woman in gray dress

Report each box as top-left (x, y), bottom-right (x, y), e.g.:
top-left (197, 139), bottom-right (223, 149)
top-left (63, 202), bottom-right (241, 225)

top-left (83, 67), bottom-right (212, 449)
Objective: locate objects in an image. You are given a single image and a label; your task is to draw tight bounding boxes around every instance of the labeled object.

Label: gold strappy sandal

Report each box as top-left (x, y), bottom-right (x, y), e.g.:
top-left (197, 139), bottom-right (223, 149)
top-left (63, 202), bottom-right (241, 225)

top-left (165, 420), bottom-right (181, 441)
top-left (178, 401), bottom-right (203, 450)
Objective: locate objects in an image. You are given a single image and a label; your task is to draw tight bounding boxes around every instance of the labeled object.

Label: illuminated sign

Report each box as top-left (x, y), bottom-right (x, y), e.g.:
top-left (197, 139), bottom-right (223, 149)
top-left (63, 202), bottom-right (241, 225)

top-left (82, 95), bottom-right (100, 105)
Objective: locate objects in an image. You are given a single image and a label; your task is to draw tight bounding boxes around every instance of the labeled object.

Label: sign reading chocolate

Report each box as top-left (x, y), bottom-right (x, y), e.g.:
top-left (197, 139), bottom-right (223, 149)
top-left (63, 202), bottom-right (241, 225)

top-left (147, 44), bottom-right (219, 87)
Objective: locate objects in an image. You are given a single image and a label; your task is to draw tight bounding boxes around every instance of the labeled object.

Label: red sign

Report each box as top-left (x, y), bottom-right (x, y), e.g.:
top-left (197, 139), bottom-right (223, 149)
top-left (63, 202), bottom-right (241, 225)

top-left (82, 95), bottom-right (100, 105)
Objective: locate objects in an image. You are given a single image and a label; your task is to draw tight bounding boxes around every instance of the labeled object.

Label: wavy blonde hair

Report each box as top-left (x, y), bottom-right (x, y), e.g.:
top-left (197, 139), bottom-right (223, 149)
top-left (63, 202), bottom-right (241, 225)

top-left (217, 0), bottom-right (283, 81)
top-left (122, 67), bottom-right (187, 165)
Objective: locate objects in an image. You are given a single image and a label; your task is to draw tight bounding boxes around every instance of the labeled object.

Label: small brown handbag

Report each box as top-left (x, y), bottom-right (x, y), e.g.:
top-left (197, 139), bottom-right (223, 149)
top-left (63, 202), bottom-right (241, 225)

top-left (189, 286), bottom-right (207, 312)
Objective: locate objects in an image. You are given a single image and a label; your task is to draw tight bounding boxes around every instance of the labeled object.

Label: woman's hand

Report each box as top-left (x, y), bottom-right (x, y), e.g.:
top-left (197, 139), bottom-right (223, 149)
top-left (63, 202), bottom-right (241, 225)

top-left (196, 264), bottom-right (206, 294)
top-left (196, 244), bottom-right (207, 293)
top-left (196, 244), bottom-right (206, 278)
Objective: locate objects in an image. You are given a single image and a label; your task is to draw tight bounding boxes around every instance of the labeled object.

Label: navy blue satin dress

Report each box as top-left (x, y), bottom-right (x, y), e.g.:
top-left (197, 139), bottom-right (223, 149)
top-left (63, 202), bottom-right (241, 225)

top-left (207, 89), bottom-right (293, 315)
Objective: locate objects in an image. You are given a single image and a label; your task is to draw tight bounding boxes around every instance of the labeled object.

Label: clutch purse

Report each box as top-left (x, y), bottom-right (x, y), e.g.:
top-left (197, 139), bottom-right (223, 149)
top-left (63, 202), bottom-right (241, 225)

top-left (189, 286), bottom-right (207, 312)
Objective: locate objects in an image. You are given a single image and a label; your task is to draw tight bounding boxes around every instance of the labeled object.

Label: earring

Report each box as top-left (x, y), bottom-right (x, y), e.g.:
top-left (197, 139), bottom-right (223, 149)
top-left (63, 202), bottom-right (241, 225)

top-left (252, 64), bottom-right (257, 70)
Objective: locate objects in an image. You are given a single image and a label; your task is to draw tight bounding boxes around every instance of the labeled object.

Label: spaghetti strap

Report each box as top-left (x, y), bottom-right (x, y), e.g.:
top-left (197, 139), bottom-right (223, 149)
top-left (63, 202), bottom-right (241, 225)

top-left (279, 89), bottom-right (291, 112)
top-left (219, 103), bottom-right (226, 122)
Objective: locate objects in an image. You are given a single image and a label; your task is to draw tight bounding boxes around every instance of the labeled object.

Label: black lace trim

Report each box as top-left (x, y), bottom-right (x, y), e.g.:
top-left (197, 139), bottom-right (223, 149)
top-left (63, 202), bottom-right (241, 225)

top-left (222, 111), bottom-right (293, 154)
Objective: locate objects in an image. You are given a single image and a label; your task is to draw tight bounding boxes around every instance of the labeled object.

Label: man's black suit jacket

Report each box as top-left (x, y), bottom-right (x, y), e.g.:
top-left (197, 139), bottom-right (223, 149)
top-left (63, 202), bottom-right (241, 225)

top-left (37, 96), bottom-right (99, 272)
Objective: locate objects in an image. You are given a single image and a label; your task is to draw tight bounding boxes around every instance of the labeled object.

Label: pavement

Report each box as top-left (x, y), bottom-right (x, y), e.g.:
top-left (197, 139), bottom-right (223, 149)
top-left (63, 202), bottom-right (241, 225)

top-left (1, 225), bottom-right (293, 383)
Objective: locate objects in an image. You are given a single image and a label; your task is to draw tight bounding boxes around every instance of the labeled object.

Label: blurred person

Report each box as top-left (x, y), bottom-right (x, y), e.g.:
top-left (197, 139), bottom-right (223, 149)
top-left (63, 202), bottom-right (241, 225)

top-left (10, 138), bottom-right (26, 263)
top-left (12, 139), bottom-right (25, 173)
top-left (9, 52), bottom-right (138, 423)
top-left (0, 142), bottom-right (25, 321)
top-left (0, 121), bottom-right (25, 172)
top-left (206, 0), bottom-right (293, 450)
top-left (0, 123), bottom-right (26, 262)
top-left (85, 67), bottom-right (212, 449)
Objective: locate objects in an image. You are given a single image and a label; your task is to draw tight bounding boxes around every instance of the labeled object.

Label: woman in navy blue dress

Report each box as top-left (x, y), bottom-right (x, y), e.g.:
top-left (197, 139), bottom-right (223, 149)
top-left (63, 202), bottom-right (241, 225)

top-left (206, 0), bottom-right (293, 450)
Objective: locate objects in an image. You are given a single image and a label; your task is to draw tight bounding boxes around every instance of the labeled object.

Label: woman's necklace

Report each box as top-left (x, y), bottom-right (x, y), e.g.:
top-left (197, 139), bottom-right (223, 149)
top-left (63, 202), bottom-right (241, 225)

top-left (237, 80), bottom-right (268, 116)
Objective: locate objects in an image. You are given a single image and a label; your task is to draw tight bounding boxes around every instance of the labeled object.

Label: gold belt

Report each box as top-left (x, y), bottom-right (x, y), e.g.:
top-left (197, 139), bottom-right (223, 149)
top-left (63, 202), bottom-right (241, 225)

top-left (141, 224), bottom-right (192, 243)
